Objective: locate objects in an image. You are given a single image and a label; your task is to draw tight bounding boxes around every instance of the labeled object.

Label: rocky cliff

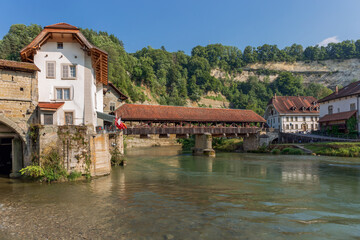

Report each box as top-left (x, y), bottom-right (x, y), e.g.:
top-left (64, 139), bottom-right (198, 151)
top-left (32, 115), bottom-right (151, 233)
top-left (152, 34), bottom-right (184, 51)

top-left (211, 59), bottom-right (360, 89)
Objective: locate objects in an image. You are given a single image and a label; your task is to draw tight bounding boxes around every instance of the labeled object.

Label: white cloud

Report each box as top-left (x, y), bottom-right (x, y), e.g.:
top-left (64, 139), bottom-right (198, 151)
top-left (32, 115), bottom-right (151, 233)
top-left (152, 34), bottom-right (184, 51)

top-left (318, 36), bottom-right (340, 47)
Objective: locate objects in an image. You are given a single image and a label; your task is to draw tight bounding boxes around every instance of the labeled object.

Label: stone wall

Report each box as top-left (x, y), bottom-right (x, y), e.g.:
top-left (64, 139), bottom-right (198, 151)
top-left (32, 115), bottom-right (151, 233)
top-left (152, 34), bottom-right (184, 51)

top-left (38, 125), bottom-right (111, 176)
top-left (0, 69), bottom-right (38, 165)
top-left (125, 134), bottom-right (180, 148)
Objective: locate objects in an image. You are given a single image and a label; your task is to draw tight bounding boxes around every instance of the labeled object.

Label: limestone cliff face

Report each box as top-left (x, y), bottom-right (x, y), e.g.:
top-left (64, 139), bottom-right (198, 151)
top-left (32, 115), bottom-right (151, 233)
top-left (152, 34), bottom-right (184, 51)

top-left (211, 59), bottom-right (360, 88)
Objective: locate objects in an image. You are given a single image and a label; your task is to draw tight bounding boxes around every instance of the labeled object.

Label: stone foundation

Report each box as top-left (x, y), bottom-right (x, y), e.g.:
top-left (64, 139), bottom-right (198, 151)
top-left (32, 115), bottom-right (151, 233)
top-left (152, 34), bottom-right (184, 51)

top-left (38, 125), bottom-right (111, 176)
top-left (193, 133), bottom-right (215, 157)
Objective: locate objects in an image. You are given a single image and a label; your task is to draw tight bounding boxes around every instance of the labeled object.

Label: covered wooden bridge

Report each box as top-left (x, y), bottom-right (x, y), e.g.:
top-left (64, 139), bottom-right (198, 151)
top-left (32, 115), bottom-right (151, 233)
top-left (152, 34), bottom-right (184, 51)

top-left (113, 104), bottom-right (266, 156)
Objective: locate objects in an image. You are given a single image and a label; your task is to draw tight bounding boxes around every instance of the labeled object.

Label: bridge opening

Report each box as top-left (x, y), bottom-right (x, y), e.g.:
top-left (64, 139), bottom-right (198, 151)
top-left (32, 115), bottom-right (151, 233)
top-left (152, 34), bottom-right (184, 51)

top-left (0, 138), bottom-right (12, 175)
top-left (0, 122), bottom-right (23, 177)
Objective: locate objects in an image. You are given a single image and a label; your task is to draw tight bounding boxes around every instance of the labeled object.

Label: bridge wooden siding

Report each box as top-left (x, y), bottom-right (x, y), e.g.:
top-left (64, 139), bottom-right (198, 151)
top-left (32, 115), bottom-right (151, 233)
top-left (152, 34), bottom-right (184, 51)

top-left (123, 126), bottom-right (261, 135)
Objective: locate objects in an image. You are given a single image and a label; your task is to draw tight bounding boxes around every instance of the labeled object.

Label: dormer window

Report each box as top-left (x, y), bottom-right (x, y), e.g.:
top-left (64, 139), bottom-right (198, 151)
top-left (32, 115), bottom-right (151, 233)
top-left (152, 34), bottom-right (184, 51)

top-left (308, 107), bottom-right (313, 111)
top-left (57, 42), bottom-right (63, 49)
top-left (312, 101), bottom-right (317, 105)
top-left (300, 106), bottom-right (305, 111)
top-left (290, 106), bottom-right (297, 111)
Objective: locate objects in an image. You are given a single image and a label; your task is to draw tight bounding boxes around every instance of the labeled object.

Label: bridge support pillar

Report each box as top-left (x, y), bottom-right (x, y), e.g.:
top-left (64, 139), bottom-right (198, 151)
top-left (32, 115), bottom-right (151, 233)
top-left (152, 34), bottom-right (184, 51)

top-left (243, 134), bottom-right (259, 152)
top-left (193, 133), bottom-right (215, 157)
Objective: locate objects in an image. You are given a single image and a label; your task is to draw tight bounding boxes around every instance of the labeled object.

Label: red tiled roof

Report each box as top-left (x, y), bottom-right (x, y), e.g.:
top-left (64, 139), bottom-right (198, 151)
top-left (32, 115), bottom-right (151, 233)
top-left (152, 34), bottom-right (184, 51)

top-left (268, 96), bottom-right (319, 114)
top-left (115, 104), bottom-right (266, 123)
top-left (318, 81), bottom-right (360, 103)
top-left (38, 102), bottom-right (64, 110)
top-left (319, 110), bottom-right (357, 123)
top-left (108, 82), bottom-right (128, 100)
top-left (44, 23), bottom-right (79, 30)
top-left (0, 59), bottom-right (40, 72)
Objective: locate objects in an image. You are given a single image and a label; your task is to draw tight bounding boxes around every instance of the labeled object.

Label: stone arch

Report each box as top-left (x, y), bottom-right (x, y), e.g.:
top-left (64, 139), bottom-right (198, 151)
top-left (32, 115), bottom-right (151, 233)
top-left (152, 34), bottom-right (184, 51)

top-left (0, 115), bottom-right (26, 143)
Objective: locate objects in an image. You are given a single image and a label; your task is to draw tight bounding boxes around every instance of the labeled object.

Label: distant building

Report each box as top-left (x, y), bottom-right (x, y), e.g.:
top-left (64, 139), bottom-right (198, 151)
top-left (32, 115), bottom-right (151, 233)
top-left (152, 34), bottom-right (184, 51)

top-left (103, 82), bottom-right (128, 115)
top-left (318, 82), bottom-right (360, 133)
top-left (264, 95), bottom-right (320, 133)
top-left (20, 23), bottom-right (108, 127)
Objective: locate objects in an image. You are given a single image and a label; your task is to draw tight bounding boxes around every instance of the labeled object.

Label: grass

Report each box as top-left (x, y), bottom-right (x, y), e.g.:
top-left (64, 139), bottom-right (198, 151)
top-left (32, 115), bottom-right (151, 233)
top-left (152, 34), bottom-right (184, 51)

top-left (305, 142), bottom-right (360, 157)
top-left (213, 138), bottom-right (243, 152)
top-left (204, 94), bottom-right (224, 101)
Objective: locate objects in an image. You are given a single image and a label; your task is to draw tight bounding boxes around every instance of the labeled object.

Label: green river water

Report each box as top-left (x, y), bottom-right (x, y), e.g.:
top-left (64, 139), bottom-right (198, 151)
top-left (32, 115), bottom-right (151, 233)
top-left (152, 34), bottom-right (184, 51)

top-left (0, 146), bottom-right (360, 239)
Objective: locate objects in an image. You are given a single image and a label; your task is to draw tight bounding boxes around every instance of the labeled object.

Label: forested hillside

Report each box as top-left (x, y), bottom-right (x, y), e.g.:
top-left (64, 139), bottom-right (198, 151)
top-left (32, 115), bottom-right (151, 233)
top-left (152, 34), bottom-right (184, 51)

top-left (3, 24), bottom-right (353, 115)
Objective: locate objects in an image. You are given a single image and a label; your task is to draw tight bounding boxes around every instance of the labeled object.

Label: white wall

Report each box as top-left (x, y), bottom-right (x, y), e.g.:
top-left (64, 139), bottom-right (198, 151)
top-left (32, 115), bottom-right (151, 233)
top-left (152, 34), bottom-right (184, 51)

top-left (319, 96), bottom-right (358, 117)
top-left (35, 41), bottom-right (99, 126)
top-left (265, 105), bottom-right (319, 133)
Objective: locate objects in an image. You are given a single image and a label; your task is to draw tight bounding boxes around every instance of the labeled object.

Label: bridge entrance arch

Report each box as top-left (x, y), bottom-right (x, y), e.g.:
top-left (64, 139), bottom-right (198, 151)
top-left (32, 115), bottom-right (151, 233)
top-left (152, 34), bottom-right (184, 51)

top-left (0, 116), bottom-right (25, 177)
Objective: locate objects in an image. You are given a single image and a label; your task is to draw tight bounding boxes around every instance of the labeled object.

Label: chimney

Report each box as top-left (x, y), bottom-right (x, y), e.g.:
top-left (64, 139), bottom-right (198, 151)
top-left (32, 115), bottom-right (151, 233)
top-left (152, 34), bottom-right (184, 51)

top-left (335, 85), bottom-right (338, 94)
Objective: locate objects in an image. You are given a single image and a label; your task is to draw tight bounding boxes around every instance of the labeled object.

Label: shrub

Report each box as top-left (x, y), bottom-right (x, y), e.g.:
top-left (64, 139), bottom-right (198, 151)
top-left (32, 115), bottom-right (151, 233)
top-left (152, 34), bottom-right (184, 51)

top-left (67, 171), bottom-right (82, 181)
top-left (271, 149), bottom-right (281, 155)
top-left (19, 165), bottom-right (44, 179)
top-left (41, 149), bottom-right (67, 182)
top-left (281, 148), bottom-right (303, 155)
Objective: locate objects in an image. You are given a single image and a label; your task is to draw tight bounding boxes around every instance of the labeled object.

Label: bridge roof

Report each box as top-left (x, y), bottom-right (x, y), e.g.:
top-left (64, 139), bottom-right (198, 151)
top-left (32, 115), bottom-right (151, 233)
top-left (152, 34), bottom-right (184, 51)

top-left (115, 104), bottom-right (265, 123)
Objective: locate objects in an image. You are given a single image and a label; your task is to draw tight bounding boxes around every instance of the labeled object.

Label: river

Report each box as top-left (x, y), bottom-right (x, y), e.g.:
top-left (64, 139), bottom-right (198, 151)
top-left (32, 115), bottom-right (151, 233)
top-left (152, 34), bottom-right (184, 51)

top-left (0, 146), bottom-right (360, 239)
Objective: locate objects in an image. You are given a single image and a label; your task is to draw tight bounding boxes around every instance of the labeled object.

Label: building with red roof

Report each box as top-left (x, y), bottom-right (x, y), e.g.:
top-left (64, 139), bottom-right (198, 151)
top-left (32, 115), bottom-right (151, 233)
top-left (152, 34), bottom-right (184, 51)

top-left (318, 82), bottom-right (360, 133)
top-left (264, 95), bottom-right (320, 133)
top-left (20, 23), bottom-right (109, 126)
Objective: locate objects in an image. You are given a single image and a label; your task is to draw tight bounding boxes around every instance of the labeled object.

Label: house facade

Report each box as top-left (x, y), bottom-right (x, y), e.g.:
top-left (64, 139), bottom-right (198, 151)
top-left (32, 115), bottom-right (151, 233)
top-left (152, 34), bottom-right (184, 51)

top-left (264, 95), bottom-right (320, 133)
top-left (20, 23), bottom-right (108, 128)
top-left (318, 83), bottom-right (360, 133)
top-left (103, 82), bottom-right (128, 115)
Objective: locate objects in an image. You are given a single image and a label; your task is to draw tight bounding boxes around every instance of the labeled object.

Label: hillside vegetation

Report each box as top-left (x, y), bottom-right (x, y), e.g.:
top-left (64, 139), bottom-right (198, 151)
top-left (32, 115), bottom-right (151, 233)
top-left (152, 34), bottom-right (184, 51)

top-left (3, 24), bottom-right (355, 115)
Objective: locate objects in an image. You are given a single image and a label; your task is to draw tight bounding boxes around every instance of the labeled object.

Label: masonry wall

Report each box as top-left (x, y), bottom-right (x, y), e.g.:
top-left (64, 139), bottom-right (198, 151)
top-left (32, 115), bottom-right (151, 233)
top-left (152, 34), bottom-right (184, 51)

top-left (0, 69), bottom-right (38, 165)
top-left (38, 125), bottom-right (111, 176)
top-left (103, 87), bottom-right (125, 114)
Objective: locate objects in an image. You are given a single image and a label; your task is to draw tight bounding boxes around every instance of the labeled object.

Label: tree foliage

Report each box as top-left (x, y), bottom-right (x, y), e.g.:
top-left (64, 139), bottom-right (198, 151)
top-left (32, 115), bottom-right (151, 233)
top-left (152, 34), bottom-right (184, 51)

top-left (0, 24), bottom-right (339, 114)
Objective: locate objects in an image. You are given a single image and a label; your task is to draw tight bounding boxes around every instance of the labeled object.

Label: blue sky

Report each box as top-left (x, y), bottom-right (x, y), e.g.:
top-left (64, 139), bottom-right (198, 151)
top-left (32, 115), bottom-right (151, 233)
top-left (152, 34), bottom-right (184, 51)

top-left (1, 0), bottom-right (360, 54)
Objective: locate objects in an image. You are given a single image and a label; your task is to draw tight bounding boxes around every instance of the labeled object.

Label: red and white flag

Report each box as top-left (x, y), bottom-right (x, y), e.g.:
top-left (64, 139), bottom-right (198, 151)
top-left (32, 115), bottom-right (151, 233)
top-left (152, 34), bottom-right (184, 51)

top-left (115, 117), bottom-right (127, 130)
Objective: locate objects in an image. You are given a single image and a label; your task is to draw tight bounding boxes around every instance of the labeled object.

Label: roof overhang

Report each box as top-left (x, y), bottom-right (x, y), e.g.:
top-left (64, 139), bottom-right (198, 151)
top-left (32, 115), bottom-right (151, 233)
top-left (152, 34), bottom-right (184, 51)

top-left (319, 110), bottom-right (357, 123)
top-left (38, 102), bottom-right (64, 111)
top-left (97, 111), bottom-right (115, 123)
top-left (20, 23), bottom-right (108, 85)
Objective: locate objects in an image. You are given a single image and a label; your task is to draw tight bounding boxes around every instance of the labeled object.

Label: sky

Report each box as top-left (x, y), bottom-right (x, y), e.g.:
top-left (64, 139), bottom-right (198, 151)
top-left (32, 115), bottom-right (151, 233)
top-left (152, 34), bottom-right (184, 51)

top-left (1, 0), bottom-right (360, 54)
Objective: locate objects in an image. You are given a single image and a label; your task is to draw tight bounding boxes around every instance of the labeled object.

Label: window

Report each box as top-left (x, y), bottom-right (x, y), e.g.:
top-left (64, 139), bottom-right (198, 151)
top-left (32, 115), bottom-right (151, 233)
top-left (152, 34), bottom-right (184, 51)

top-left (62, 64), bottom-right (76, 79)
top-left (286, 125), bottom-right (289, 130)
top-left (291, 124), bottom-right (294, 129)
top-left (44, 113), bottom-right (53, 125)
top-left (311, 116), bottom-right (313, 121)
top-left (56, 88), bottom-right (70, 100)
top-left (286, 117), bottom-right (289, 122)
top-left (350, 103), bottom-right (356, 111)
top-left (295, 124), bottom-right (298, 129)
top-left (46, 61), bottom-right (55, 78)
top-left (291, 117), bottom-right (293, 122)
top-left (328, 105), bottom-right (333, 114)
top-left (65, 112), bottom-right (73, 125)
top-left (295, 117), bottom-right (298, 121)
top-left (303, 116), bottom-right (306, 121)
top-left (57, 42), bottom-right (63, 49)
top-left (110, 102), bottom-right (116, 112)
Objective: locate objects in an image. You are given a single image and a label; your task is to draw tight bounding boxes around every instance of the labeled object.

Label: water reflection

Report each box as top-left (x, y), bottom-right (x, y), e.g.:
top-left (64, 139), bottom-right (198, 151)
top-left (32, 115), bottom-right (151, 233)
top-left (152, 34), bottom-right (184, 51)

top-left (0, 147), bottom-right (360, 239)
top-left (281, 162), bottom-right (319, 183)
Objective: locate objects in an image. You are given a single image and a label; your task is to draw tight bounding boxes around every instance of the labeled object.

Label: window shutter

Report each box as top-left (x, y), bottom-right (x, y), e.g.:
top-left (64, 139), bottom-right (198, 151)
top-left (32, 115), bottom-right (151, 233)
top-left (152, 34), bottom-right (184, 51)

top-left (47, 62), bottom-right (55, 78)
top-left (62, 65), bottom-right (69, 78)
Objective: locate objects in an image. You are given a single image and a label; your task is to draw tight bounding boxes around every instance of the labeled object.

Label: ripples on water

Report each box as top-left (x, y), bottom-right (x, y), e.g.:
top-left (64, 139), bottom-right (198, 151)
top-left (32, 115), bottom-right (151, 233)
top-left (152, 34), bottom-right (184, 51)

top-left (0, 146), bottom-right (360, 239)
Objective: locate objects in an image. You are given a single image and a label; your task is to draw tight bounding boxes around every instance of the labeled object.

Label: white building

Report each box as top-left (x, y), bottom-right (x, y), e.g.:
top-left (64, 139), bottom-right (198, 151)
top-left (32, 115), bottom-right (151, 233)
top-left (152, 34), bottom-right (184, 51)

top-left (318, 83), bottom-right (360, 133)
top-left (20, 23), bottom-right (108, 127)
top-left (264, 95), bottom-right (320, 133)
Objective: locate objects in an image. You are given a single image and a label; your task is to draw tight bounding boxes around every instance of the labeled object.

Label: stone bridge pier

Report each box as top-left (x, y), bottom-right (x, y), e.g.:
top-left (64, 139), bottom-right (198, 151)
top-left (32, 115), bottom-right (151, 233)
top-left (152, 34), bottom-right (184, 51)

top-left (193, 133), bottom-right (215, 157)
